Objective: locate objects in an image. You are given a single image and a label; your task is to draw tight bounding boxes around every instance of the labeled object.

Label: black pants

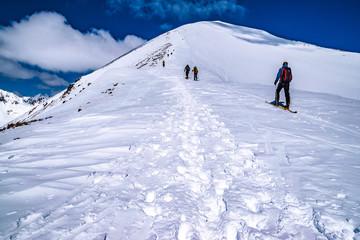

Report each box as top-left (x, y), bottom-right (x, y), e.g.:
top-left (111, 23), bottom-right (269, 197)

top-left (194, 73), bottom-right (198, 81)
top-left (276, 82), bottom-right (290, 106)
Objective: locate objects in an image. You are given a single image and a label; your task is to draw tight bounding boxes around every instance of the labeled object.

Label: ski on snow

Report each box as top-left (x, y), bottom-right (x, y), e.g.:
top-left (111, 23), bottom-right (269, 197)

top-left (265, 100), bottom-right (297, 113)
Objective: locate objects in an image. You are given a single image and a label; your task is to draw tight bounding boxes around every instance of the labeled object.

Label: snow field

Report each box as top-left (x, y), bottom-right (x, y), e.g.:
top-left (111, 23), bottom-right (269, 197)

top-left (1, 73), bottom-right (323, 239)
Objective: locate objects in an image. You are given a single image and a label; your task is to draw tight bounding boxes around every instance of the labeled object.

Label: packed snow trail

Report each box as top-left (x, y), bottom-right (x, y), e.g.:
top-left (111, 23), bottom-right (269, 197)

top-left (144, 77), bottom-right (322, 239)
top-left (190, 80), bottom-right (360, 240)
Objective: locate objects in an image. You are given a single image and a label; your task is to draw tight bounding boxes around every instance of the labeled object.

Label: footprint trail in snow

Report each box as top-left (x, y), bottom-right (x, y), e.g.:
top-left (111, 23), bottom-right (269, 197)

top-left (123, 77), bottom-right (322, 239)
top-left (5, 77), bottom-right (325, 240)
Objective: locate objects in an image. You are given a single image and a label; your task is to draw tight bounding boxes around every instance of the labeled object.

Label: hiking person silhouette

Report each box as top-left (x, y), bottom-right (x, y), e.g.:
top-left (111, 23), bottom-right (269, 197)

top-left (184, 65), bottom-right (190, 79)
top-left (274, 62), bottom-right (292, 109)
top-left (192, 66), bottom-right (198, 81)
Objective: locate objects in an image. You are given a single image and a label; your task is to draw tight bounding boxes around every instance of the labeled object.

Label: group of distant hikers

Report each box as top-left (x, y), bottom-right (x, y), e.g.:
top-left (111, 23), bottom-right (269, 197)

top-left (162, 60), bottom-right (198, 81)
top-left (162, 61), bottom-right (198, 81)
top-left (184, 65), bottom-right (198, 81)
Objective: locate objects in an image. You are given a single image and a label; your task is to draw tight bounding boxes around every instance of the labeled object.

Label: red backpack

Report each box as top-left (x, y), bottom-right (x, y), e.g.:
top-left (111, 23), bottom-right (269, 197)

top-left (281, 67), bottom-right (292, 83)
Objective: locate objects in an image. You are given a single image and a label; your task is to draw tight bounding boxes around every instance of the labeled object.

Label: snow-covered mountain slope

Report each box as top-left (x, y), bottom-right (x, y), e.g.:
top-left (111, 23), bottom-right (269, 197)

top-left (0, 21), bottom-right (360, 239)
top-left (0, 89), bottom-right (48, 126)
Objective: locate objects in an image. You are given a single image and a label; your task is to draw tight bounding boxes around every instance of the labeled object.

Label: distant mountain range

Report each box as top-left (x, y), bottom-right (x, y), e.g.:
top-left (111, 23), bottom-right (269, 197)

top-left (0, 89), bottom-right (49, 126)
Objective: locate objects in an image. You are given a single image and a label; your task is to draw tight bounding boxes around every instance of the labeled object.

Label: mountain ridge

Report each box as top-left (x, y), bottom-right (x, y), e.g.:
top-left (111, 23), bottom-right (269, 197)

top-left (0, 89), bottom-right (48, 126)
top-left (7, 21), bottom-right (360, 127)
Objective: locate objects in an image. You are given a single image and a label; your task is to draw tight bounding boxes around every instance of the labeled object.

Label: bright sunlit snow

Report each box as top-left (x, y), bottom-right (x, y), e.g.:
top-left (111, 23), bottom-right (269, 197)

top-left (1, 21), bottom-right (360, 240)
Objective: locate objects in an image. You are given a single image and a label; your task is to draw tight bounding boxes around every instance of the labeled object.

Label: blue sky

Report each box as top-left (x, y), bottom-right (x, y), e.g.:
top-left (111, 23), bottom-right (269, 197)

top-left (0, 0), bottom-right (359, 97)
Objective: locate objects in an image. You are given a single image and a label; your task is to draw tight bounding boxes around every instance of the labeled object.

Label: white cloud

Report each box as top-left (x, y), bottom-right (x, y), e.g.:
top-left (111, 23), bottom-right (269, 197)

top-left (38, 72), bottom-right (69, 87)
top-left (0, 57), bottom-right (35, 79)
top-left (107, 0), bottom-right (245, 20)
top-left (0, 11), bottom-right (146, 73)
top-left (0, 57), bottom-right (68, 87)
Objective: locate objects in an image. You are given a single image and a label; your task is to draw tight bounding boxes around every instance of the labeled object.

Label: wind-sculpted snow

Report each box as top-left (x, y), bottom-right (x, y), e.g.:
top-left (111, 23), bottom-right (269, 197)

top-left (0, 21), bottom-right (360, 239)
top-left (212, 21), bottom-right (292, 47)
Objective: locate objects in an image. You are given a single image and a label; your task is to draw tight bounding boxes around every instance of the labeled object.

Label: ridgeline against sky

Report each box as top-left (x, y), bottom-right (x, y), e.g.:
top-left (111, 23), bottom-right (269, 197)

top-left (0, 0), bottom-right (359, 96)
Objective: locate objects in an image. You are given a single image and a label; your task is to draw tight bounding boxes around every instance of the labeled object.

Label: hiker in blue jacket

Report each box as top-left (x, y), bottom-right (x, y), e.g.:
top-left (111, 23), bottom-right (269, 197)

top-left (274, 62), bottom-right (292, 109)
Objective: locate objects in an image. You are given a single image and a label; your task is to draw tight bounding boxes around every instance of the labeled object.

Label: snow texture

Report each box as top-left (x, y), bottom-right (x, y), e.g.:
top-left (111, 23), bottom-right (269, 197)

top-left (0, 21), bottom-right (360, 240)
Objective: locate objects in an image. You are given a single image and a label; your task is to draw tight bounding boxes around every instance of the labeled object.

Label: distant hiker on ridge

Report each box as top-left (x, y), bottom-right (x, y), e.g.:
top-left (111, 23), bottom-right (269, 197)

top-left (192, 66), bottom-right (198, 81)
top-left (184, 65), bottom-right (190, 79)
top-left (274, 61), bottom-right (292, 109)
top-left (162, 60), bottom-right (165, 67)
